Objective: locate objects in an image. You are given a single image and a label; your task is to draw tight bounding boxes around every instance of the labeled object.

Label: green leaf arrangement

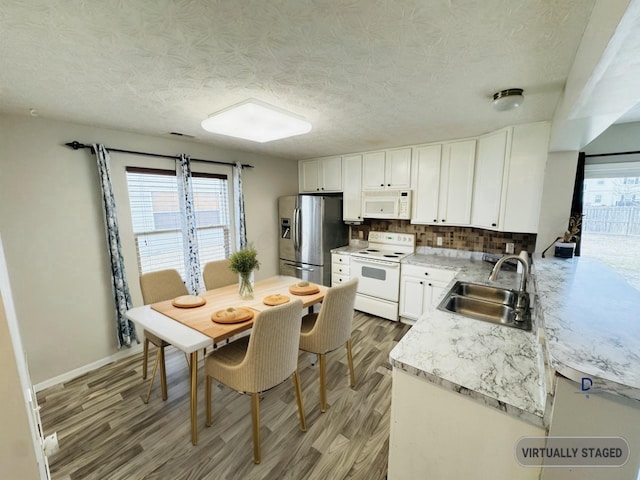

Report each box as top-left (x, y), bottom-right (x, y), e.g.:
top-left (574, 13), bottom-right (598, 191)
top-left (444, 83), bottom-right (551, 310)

top-left (228, 245), bottom-right (261, 276)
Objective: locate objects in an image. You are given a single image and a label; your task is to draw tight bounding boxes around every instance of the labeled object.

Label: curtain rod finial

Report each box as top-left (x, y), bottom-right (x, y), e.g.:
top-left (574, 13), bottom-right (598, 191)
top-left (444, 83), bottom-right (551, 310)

top-left (65, 141), bottom-right (85, 150)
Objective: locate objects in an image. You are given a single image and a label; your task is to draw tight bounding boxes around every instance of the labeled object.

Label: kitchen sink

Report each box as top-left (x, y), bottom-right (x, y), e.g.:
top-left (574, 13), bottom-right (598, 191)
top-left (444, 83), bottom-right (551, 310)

top-left (438, 281), bottom-right (531, 331)
top-left (451, 281), bottom-right (517, 306)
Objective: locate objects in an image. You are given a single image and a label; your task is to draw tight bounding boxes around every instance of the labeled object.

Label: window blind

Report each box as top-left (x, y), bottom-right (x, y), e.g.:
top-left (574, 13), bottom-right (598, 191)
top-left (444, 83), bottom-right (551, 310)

top-left (126, 168), bottom-right (231, 278)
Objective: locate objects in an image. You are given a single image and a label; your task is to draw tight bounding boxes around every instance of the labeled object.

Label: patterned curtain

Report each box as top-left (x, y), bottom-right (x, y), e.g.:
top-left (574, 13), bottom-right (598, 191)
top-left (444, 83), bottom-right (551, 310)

top-left (94, 144), bottom-right (138, 348)
top-left (176, 154), bottom-right (204, 294)
top-left (233, 161), bottom-right (247, 250)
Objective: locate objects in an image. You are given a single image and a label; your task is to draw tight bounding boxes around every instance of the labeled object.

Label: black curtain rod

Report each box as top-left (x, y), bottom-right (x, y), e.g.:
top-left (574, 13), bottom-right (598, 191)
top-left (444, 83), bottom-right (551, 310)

top-left (584, 149), bottom-right (640, 159)
top-left (64, 141), bottom-right (254, 169)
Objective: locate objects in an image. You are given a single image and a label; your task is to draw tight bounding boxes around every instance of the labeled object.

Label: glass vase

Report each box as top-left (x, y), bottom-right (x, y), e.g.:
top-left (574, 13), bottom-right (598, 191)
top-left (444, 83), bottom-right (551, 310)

top-left (238, 271), bottom-right (254, 300)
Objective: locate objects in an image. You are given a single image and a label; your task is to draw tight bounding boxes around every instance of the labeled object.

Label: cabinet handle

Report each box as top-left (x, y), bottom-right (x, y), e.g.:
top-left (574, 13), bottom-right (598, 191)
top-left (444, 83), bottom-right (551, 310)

top-left (492, 223), bottom-right (497, 227)
top-left (424, 272), bottom-right (429, 276)
top-left (441, 219), bottom-right (446, 222)
top-left (380, 183), bottom-right (384, 187)
top-left (428, 283), bottom-right (432, 287)
top-left (387, 183), bottom-right (391, 187)
top-left (420, 281), bottom-right (423, 285)
top-left (433, 219), bottom-right (437, 222)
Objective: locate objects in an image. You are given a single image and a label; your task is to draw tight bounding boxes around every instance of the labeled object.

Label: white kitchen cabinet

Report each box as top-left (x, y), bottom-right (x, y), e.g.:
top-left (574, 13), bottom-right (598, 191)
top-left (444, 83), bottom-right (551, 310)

top-left (298, 156), bottom-right (342, 193)
top-left (342, 154), bottom-right (363, 223)
top-left (411, 144), bottom-right (442, 223)
top-left (362, 148), bottom-right (411, 190)
top-left (411, 140), bottom-right (475, 226)
top-left (331, 253), bottom-right (350, 286)
top-left (471, 129), bottom-right (509, 229)
top-left (499, 122), bottom-right (550, 233)
top-left (399, 264), bottom-right (456, 322)
top-left (439, 139), bottom-right (476, 225)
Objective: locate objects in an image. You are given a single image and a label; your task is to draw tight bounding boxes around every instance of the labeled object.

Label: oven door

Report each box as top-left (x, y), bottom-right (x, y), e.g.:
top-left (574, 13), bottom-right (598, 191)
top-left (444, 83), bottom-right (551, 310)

top-left (351, 256), bottom-right (400, 302)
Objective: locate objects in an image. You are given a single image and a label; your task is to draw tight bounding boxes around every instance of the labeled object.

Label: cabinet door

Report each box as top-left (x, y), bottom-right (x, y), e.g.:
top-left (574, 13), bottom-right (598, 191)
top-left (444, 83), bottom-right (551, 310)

top-left (342, 154), bottom-right (363, 222)
top-left (471, 130), bottom-right (508, 229)
top-left (386, 148), bottom-right (412, 189)
top-left (362, 151), bottom-right (386, 190)
top-left (399, 276), bottom-right (426, 320)
top-left (428, 281), bottom-right (448, 308)
top-left (439, 140), bottom-right (476, 225)
top-left (299, 159), bottom-right (319, 192)
top-left (411, 144), bottom-right (442, 224)
top-left (321, 156), bottom-right (342, 192)
top-left (500, 122), bottom-right (550, 233)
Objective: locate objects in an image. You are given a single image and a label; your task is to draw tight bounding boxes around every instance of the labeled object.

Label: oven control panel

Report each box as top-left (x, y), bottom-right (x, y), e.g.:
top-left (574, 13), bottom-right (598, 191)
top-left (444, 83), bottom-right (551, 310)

top-left (367, 232), bottom-right (416, 252)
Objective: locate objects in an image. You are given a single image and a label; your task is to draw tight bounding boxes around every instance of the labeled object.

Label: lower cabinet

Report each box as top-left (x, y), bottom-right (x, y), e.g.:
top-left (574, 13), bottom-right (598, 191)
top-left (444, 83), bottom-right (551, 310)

top-left (399, 264), bottom-right (456, 322)
top-left (331, 253), bottom-right (350, 286)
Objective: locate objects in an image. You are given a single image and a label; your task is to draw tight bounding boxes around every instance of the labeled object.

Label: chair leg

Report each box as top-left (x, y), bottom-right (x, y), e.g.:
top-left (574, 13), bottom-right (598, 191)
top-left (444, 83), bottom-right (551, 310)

top-left (142, 338), bottom-right (149, 380)
top-left (292, 370), bottom-right (307, 431)
top-left (205, 375), bottom-right (212, 427)
top-left (251, 393), bottom-right (261, 464)
top-left (346, 339), bottom-right (356, 388)
top-left (144, 348), bottom-right (161, 404)
top-left (319, 353), bottom-right (327, 413)
top-left (159, 346), bottom-right (168, 401)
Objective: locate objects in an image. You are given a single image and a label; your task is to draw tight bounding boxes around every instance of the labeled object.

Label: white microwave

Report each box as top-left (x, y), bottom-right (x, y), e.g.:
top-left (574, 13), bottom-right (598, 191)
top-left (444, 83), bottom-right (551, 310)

top-left (362, 190), bottom-right (412, 219)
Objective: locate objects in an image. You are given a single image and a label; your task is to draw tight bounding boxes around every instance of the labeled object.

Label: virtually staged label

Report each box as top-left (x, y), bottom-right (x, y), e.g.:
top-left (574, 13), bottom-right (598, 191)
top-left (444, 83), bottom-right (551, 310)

top-left (515, 436), bottom-right (629, 467)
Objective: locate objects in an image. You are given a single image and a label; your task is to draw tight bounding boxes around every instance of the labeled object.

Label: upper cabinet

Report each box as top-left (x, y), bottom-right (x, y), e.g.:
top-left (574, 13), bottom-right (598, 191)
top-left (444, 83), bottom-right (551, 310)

top-left (342, 154), bottom-right (363, 223)
top-left (298, 156), bottom-right (342, 193)
top-left (362, 148), bottom-right (411, 190)
top-left (412, 139), bottom-right (476, 225)
top-left (499, 122), bottom-right (550, 233)
top-left (471, 129), bottom-right (509, 229)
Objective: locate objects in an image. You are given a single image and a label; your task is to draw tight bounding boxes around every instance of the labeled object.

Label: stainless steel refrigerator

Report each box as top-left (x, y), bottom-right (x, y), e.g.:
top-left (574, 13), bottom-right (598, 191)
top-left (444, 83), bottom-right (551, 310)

top-left (279, 195), bottom-right (348, 286)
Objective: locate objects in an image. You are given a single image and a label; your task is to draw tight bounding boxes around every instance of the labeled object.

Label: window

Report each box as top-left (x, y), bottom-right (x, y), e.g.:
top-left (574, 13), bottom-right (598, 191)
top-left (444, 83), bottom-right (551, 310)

top-left (594, 194), bottom-right (602, 204)
top-left (126, 167), bottom-right (231, 277)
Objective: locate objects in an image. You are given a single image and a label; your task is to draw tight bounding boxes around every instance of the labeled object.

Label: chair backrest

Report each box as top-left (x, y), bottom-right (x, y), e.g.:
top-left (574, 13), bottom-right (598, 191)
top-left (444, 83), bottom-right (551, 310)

top-left (240, 299), bottom-right (304, 393)
top-left (139, 269), bottom-right (189, 305)
top-left (203, 259), bottom-right (238, 290)
top-left (307, 278), bottom-right (358, 354)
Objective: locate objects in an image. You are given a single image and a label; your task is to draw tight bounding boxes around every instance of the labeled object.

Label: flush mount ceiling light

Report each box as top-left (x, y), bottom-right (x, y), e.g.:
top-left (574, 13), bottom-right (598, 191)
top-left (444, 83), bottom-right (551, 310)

top-left (201, 99), bottom-right (312, 143)
top-left (491, 88), bottom-right (524, 111)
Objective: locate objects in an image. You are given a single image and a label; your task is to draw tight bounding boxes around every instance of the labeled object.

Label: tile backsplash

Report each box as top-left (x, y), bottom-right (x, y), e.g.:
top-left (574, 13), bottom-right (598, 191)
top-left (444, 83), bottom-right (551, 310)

top-left (350, 220), bottom-right (536, 255)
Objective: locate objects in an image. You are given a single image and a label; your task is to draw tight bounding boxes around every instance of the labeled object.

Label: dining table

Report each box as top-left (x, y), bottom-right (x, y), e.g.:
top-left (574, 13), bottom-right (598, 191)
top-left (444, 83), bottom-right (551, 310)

top-left (125, 275), bottom-right (327, 445)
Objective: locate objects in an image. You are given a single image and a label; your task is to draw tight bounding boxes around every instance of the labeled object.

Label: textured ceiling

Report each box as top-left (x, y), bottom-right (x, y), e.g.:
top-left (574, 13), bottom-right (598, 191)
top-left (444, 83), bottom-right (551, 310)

top-left (0, 0), bottom-right (597, 159)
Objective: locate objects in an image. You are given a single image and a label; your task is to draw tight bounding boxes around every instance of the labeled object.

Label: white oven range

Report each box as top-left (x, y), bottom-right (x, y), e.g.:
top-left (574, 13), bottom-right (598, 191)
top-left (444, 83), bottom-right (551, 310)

top-left (351, 232), bottom-right (416, 321)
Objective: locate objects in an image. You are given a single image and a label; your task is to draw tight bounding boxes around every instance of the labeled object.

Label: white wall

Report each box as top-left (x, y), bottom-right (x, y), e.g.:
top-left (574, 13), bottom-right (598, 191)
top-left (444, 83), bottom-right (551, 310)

top-left (583, 121), bottom-right (640, 164)
top-left (536, 151), bottom-right (580, 254)
top-left (0, 114), bottom-right (298, 384)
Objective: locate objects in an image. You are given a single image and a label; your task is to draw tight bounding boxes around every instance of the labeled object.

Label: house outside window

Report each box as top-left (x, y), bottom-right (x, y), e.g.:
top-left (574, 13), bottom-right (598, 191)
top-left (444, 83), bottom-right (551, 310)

top-left (126, 167), bottom-right (231, 278)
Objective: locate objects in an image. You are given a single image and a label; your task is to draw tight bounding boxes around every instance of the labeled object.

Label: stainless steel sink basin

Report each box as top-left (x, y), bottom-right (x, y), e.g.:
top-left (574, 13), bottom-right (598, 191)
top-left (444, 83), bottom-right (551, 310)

top-left (438, 281), bottom-right (531, 331)
top-left (451, 281), bottom-right (517, 306)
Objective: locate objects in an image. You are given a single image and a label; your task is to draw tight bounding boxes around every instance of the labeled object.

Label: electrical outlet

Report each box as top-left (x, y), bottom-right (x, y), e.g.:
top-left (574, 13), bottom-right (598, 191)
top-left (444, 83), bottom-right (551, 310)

top-left (436, 237), bottom-right (443, 246)
top-left (505, 243), bottom-right (515, 254)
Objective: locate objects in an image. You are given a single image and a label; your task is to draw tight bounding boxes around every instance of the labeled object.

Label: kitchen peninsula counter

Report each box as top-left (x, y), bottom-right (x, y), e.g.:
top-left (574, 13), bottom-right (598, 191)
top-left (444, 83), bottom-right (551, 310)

top-left (533, 256), bottom-right (640, 402)
top-left (391, 252), bottom-right (548, 427)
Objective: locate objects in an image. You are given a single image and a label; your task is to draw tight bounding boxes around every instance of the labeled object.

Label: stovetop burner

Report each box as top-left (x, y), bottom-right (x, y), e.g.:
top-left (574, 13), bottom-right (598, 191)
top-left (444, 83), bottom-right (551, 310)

top-left (384, 254), bottom-right (399, 258)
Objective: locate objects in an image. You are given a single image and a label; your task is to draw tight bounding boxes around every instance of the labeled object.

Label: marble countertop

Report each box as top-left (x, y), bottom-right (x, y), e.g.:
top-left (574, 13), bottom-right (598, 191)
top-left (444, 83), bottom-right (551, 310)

top-left (533, 256), bottom-right (640, 401)
top-left (331, 243), bottom-right (367, 254)
top-left (390, 251), bottom-right (548, 427)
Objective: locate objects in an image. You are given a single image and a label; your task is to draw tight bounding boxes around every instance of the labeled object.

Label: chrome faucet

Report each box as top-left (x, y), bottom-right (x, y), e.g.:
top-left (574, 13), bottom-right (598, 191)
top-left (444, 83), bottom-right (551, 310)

top-left (489, 254), bottom-right (530, 324)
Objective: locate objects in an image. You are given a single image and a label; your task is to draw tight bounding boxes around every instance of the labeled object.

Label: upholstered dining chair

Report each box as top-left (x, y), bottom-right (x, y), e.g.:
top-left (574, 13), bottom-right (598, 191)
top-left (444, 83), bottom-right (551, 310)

top-left (139, 269), bottom-right (189, 403)
top-left (205, 300), bottom-right (306, 464)
top-left (299, 278), bottom-right (358, 413)
top-left (203, 258), bottom-right (238, 291)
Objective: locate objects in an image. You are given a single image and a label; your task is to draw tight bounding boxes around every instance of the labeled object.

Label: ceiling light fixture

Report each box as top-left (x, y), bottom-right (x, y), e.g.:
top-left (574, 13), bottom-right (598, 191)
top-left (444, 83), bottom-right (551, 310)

top-left (491, 88), bottom-right (524, 111)
top-left (201, 99), bottom-right (312, 143)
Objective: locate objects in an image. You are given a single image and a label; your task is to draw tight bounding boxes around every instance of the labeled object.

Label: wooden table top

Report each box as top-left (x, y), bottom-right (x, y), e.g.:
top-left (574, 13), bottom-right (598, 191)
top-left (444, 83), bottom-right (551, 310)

top-left (150, 275), bottom-right (327, 343)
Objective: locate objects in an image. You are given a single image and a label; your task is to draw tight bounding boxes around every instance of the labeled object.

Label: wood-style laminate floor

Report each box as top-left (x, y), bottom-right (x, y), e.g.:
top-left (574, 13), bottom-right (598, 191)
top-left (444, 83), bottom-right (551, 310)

top-left (37, 312), bottom-right (410, 480)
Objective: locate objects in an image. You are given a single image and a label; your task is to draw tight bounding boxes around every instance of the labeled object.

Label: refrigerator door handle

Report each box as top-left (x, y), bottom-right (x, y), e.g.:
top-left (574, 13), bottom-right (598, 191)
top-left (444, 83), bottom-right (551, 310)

top-left (294, 207), bottom-right (302, 252)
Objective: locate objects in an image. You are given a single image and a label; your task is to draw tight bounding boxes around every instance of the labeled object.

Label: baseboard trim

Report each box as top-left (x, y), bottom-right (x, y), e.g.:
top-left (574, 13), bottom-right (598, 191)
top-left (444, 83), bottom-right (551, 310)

top-left (34, 343), bottom-right (144, 392)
